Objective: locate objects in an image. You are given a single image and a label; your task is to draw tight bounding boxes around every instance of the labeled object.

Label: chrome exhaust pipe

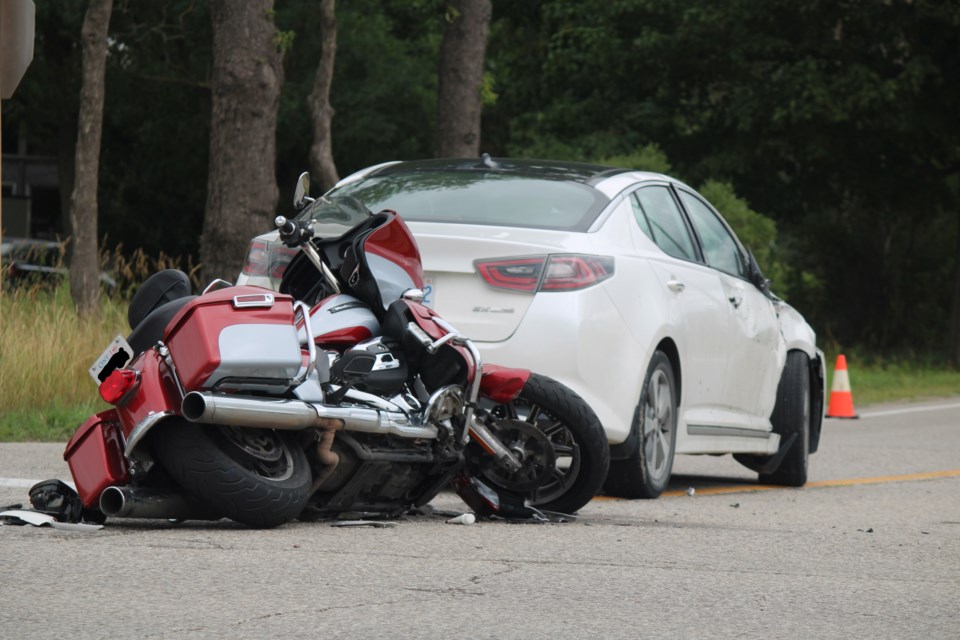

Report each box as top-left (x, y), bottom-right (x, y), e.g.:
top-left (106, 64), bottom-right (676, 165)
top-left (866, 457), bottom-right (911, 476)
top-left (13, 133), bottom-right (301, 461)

top-left (99, 486), bottom-right (214, 520)
top-left (181, 391), bottom-right (438, 439)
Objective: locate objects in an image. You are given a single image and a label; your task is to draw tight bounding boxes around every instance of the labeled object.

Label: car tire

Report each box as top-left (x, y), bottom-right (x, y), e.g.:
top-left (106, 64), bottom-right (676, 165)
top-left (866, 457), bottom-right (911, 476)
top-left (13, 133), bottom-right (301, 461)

top-left (604, 351), bottom-right (678, 499)
top-left (151, 419), bottom-right (312, 528)
top-left (757, 350), bottom-right (810, 487)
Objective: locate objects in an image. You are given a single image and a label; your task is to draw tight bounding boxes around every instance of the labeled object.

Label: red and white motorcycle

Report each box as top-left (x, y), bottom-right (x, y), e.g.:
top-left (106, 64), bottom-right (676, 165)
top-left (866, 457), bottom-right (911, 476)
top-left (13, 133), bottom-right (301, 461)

top-left (64, 181), bottom-right (609, 527)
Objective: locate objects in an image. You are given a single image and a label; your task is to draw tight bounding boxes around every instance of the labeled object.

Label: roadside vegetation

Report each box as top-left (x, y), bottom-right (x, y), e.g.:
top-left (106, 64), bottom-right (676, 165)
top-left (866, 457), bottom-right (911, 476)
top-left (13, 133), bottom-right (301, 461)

top-left (2, 276), bottom-right (957, 442)
top-left (0, 249), bottom-right (201, 442)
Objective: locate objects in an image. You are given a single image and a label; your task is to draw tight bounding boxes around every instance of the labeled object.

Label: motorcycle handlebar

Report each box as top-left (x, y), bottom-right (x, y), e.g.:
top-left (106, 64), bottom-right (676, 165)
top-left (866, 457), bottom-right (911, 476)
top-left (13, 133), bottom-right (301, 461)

top-left (275, 215), bottom-right (313, 248)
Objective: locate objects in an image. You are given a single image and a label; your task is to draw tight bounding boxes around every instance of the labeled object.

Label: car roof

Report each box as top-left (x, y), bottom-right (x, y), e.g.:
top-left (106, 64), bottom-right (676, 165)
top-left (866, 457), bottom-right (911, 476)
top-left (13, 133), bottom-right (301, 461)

top-left (353, 157), bottom-right (632, 186)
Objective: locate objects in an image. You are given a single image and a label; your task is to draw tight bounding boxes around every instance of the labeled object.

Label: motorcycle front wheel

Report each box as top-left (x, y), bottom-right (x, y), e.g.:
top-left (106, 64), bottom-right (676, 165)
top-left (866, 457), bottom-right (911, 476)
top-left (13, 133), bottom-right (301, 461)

top-left (151, 418), bottom-right (311, 528)
top-left (479, 373), bottom-right (610, 514)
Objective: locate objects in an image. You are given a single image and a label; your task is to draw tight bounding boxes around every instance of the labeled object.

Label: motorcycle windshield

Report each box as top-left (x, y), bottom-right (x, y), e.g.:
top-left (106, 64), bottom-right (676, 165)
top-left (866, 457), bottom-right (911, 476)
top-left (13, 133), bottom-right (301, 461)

top-left (295, 196), bottom-right (373, 240)
top-left (362, 213), bottom-right (425, 309)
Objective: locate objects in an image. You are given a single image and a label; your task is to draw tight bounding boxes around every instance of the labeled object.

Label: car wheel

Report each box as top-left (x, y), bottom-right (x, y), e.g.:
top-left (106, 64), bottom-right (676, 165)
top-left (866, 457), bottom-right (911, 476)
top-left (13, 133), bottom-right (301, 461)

top-left (604, 351), bottom-right (678, 499)
top-left (758, 350), bottom-right (810, 486)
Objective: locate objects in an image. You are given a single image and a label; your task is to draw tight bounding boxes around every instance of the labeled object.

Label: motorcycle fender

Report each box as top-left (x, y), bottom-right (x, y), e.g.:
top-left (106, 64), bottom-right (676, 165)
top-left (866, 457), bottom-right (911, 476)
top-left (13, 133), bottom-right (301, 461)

top-left (480, 364), bottom-right (530, 403)
top-left (115, 348), bottom-right (182, 438)
top-left (63, 410), bottom-right (131, 508)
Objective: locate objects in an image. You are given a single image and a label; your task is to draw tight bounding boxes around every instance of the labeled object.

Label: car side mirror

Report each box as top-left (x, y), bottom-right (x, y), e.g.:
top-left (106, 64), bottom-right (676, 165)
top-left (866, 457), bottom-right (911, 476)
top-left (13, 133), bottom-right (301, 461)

top-left (293, 171), bottom-right (315, 210)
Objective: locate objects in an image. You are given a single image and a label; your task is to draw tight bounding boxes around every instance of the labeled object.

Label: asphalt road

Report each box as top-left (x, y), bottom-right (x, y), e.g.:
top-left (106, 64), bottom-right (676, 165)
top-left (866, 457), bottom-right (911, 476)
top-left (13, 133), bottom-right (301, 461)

top-left (1, 399), bottom-right (958, 639)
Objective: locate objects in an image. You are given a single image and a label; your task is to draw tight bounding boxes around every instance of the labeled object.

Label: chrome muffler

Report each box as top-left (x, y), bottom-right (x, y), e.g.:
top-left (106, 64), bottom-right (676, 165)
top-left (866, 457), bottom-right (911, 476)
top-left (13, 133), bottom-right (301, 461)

top-left (99, 486), bottom-right (214, 520)
top-left (181, 391), bottom-right (438, 439)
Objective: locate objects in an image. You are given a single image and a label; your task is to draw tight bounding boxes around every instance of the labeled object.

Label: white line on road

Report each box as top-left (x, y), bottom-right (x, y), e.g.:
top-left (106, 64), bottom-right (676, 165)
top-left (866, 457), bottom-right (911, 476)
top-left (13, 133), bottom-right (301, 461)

top-left (0, 477), bottom-right (41, 488)
top-left (858, 401), bottom-right (960, 419)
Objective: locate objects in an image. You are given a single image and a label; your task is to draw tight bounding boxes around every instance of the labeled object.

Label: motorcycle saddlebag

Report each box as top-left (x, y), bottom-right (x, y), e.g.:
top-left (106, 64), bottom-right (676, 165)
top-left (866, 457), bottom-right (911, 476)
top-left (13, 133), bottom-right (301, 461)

top-left (163, 286), bottom-right (304, 392)
top-left (63, 410), bottom-right (130, 508)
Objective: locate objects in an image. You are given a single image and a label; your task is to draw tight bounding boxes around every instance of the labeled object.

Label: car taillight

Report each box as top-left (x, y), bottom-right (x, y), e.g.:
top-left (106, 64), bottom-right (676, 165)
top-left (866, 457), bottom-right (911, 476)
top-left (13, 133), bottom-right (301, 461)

top-left (269, 246), bottom-right (298, 279)
top-left (99, 369), bottom-right (139, 405)
top-left (241, 240), bottom-right (270, 276)
top-left (241, 241), bottom-right (297, 280)
top-left (541, 255), bottom-right (615, 291)
top-left (475, 257), bottom-right (545, 292)
top-left (475, 255), bottom-right (614, 293)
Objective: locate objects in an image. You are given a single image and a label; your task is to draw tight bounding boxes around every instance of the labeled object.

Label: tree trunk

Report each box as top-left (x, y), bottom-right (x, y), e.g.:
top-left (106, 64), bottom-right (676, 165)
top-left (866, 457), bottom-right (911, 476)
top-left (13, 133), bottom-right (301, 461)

top-left (436, 0), bottom-right (492, 158)
top-left (69, 0), bottom-right (112, 318)
top-left (309, 0), bottom-right (339, 192)
top-left (949, 207), bottom-right (960, 367)
top-left (201, 0), bottom-right (283, 283)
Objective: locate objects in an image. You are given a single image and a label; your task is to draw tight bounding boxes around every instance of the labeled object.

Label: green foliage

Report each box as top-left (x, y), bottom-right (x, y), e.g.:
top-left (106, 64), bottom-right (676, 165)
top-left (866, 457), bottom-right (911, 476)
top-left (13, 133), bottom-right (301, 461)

top-left (4, 0), bottom-right (959, 357)
top-left (696, 180), bottom-right (786, 295)
top-left (599, 144), bottom-right (672, 175)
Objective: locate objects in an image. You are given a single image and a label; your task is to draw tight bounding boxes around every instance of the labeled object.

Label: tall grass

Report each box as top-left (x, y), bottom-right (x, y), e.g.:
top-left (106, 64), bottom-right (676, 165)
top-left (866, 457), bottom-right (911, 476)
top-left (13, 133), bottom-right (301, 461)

top-left (0, 282), bottom-right (126, 440)
top-left (0, 246), bottom-right (201, 441)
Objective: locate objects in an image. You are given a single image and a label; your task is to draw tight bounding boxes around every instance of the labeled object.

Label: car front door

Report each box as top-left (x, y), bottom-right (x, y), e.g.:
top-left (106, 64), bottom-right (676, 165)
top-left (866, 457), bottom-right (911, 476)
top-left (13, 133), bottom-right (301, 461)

top-left (675, 188), bottom-right (785, 428)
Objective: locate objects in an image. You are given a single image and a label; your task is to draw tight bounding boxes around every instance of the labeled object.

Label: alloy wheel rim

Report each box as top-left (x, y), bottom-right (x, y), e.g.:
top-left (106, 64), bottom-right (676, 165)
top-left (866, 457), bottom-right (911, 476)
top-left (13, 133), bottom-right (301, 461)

top-left (643, 369), bottom-right (673, 480)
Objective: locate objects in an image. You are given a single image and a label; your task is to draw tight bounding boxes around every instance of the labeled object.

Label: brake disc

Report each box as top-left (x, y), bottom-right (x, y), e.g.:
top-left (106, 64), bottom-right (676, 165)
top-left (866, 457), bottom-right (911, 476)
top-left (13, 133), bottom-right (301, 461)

top-left (480, 419), bottom-right (557, 492)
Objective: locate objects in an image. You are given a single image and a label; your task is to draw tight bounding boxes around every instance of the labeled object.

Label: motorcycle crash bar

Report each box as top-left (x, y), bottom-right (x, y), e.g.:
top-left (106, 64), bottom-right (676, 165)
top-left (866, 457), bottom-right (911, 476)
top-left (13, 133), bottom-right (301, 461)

top-left (180, 391), bottom-right (439, 440)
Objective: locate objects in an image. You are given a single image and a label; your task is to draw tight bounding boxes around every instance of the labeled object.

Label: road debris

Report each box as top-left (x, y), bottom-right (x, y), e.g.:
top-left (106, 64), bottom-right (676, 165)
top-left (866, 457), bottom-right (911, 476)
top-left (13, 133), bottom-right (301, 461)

top-left (0, 509), bottom-right (103, 532)
top-left (329, 520), bottom-right (398, 528)
top-left (446, 513), bottom-right (476, 525)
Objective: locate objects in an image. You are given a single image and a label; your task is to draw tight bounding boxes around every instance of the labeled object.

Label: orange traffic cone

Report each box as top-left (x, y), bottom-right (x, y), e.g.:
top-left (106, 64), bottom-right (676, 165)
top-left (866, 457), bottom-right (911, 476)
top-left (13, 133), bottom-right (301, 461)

top-left (826, 354), bottom-right (859, 419)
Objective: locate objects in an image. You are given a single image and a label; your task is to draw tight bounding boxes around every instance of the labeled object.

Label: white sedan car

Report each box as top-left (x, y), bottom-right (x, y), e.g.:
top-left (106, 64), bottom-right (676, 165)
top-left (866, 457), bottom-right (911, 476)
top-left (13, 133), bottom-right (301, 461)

top-left (239, 158), bottom-right (826, 498)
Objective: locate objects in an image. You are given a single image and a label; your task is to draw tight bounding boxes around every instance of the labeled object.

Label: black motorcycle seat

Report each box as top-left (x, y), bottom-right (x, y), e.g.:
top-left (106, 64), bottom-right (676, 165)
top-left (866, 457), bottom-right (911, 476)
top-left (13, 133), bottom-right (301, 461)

top-left (128, 269), bottom-right (192, 330)
top-left (127, 295), bottom-right (196, 355)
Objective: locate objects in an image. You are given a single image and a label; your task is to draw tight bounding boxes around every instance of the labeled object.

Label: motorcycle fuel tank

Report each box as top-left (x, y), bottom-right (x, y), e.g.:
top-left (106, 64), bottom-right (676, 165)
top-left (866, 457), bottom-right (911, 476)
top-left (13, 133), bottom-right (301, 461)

top-left (309, 294), bottom-right (381, 346)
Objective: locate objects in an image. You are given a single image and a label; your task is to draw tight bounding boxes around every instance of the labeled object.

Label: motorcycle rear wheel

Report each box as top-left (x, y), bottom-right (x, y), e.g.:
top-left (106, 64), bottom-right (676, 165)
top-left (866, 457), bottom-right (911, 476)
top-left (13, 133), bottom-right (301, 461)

top-left (151, 418), bottom-right (311, 528)
top-left (480, 373), bottom-right (610, 514)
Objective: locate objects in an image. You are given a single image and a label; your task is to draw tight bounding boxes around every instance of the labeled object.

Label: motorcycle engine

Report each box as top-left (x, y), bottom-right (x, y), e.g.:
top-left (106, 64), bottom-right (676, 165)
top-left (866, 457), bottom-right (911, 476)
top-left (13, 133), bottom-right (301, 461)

top-left (330, 337), bottom-right (407, 395)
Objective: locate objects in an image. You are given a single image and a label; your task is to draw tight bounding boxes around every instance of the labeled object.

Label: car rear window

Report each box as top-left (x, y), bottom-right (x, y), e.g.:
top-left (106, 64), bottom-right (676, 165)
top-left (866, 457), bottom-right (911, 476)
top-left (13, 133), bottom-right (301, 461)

top-left (331, 171), bottom-right (609, 231)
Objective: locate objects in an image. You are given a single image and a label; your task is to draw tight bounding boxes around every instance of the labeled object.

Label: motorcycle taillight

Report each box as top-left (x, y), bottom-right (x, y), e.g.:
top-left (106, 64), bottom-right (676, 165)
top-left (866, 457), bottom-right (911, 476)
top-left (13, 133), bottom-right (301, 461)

top-left (99, 369), bottom-right (139, 405)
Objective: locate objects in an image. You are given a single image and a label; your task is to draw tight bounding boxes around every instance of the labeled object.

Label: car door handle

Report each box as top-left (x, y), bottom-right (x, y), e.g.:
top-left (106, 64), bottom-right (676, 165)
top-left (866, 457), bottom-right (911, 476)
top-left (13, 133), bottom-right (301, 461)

top-left (728, 295), bottom-right (742, 308)
top-left (667, 279), bottom-right (685, 293)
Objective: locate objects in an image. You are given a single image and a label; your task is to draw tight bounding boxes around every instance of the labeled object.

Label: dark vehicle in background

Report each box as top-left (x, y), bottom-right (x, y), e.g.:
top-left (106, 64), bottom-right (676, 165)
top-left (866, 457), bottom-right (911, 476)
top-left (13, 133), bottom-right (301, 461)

top-left (1, 237), bottom-right (116, 290)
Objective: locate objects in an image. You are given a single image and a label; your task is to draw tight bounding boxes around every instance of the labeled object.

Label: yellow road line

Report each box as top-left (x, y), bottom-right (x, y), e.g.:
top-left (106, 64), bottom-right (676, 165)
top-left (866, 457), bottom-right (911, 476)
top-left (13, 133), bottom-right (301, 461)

top-left (594, 468), bottom-right (960, 500)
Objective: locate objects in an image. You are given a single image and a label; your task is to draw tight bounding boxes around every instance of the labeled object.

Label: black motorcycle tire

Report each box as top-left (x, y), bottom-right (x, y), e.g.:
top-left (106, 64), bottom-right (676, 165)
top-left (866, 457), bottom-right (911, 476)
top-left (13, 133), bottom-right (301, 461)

top-left (481, 373), bottom-right (610, 515)
top-left (151, 418), bottom-right (311, 528)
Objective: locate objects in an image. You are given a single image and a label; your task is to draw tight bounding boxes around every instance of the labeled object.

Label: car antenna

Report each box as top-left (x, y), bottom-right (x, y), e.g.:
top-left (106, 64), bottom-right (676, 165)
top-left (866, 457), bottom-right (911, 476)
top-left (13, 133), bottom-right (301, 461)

top-left (480, 153), bottom-right (499, 169)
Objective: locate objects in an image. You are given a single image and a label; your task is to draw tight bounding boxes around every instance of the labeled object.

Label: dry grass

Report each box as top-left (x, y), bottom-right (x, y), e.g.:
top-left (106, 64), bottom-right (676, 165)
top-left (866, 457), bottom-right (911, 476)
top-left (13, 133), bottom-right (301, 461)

top-left (0, 246), bottom-right (201, 440)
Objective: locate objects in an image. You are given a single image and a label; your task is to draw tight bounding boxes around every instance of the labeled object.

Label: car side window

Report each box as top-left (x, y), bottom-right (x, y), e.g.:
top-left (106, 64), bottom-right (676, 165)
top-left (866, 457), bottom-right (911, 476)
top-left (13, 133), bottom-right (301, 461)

top-left (629, 193), bottom-right (654, 241)
top-left (677, 190), bottom-right (746, 277)
top-left (632, 186), bottom-right (698, 262)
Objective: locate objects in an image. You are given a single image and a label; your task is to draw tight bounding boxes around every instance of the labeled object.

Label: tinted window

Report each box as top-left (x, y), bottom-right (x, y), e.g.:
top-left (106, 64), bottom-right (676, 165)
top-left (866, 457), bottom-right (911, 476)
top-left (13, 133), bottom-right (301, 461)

top-left (633, 186), bottom-right (698, 261)
top-left (331, 171), bottom-right (609, 231)
top-left (629, 193), bottom-right (654, 241)
top-left (678, 190), bottom-right (746, 277)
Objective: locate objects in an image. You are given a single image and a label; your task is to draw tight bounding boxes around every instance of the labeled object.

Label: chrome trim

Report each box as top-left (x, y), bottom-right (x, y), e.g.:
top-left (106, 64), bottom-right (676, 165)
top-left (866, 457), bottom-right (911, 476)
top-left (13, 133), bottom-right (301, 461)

top-left (181, 391), bottom-right (438, 439)
top-left (401, 288), bottom-right (425, 303)
top-left (293, 301), bottom-right (317, 386)
top-left (232, 293), bottom-right (275, 308)
top-left (301, 241), bottom-right (341, 294)
top-left (157, 343), bottom-right (185, 399)
top-left (99, 486), bottom-right (211, 520)
top-left (202, 279), bottom-right (233, 295)
top-left (125, 410), bottom-right (175, 456)
top-left (686, 424), bottom-right (771, 439)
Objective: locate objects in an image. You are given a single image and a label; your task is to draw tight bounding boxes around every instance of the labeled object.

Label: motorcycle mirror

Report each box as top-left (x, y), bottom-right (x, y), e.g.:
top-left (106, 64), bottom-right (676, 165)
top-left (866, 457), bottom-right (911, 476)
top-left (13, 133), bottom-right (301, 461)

top-left (293, 172), bottom-right (314, 210)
